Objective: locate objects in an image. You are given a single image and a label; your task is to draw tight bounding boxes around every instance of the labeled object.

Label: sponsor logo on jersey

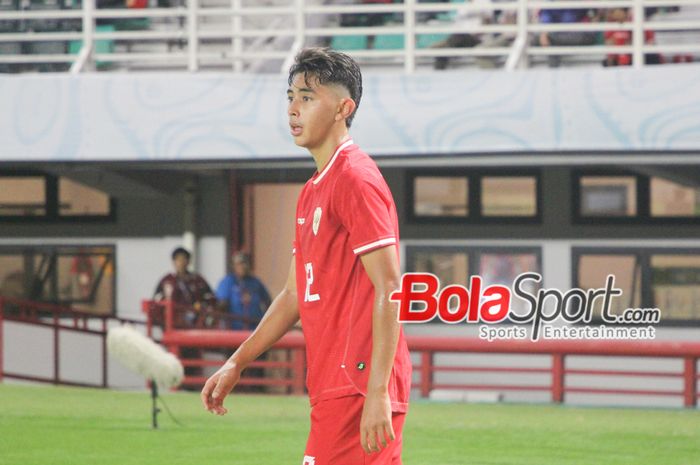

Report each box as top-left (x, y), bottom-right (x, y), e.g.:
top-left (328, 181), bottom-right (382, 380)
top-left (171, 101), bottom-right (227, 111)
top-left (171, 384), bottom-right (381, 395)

top-left (312, 207), bottom-right (322, 236)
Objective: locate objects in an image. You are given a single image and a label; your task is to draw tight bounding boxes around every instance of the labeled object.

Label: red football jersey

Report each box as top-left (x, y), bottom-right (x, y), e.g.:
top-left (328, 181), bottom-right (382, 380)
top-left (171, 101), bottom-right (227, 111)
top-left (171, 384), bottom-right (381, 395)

top-left (293, 139), bottom-right (412, 413)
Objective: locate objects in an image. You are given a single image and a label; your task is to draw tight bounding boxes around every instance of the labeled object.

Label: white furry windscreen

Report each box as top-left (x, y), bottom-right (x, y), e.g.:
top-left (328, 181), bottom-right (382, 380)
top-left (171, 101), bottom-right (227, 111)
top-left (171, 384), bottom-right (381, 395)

top-left (107, 324), bottom-right (184, 389)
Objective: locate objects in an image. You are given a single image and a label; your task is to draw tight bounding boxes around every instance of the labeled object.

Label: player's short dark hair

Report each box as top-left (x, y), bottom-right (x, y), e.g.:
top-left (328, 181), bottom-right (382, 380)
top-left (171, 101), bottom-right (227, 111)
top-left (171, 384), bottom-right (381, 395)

top-left (171, 247), bottom-right (191, 260)
top-left (288, 47), bottom-right (363, 128)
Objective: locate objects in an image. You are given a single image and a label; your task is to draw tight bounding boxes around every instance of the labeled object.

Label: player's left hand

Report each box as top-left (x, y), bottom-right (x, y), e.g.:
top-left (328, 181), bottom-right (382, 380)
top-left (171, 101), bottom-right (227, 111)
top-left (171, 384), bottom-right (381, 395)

top-left (200, 360), bottom-right (241, 416)
top-left (360, 391), bottom-right (395, 454)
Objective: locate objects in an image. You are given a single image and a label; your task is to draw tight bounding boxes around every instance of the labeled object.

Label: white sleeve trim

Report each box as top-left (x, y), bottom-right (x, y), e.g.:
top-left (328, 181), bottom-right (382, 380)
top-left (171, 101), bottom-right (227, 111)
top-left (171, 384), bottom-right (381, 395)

top-left (352, 237), bottom-right (396, 255)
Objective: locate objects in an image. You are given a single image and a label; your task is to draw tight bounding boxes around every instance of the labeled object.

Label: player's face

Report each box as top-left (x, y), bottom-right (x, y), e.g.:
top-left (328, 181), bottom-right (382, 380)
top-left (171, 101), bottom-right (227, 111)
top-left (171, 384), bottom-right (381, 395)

top-left (287, 73), bottom-right (342, 150)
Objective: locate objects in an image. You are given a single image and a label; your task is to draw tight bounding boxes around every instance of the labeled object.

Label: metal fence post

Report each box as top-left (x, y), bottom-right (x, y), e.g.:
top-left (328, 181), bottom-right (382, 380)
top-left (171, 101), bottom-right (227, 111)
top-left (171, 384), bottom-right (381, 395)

top-left (292, 347), bottom-right (305, 395)
top-left (632, 0), bottom-right (644, 68)
top-left (53, 312), bottom-right (60, 384)
top-left (188, 0), bottom-right (199, 71)
top-left (420, 351), bottom-right (433, 398)
top-left (231, 0), bottom-right (243, 72)
top-left (517, 0), bottom-right (529, 69)
top-left (552, 353), bottom-right (565, 403)
top-left (102, 318), bottom-right (108, 388)
top-left (684, 357), bottom-right (697, 408)
top-left (82, 0), bottom-right (95, 71)
top-left (296, 0), bottom-right (305, 53)
top-left (404, 0), bottom-right (415, 73)
top-left (0, 298), bottom-right (4, 382)
top-left (165, 300), bottom-right (174, 332)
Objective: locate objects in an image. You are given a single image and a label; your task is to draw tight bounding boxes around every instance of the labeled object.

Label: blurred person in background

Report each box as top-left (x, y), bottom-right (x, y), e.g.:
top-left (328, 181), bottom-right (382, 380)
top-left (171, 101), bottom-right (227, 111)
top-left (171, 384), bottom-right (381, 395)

top-left (533, 5), bottom-right (597, 67)
top-left (603, 7), bottom-right (661, 67)
top-left (216, 251), bottom-right (271, 331)
top-left (430, 0), bottom-right (518, 70)
top-left (153, 246), bottom-right (216, 385)
top-left (153, 247), bottom-right (216, 327)
top-left (430, 0), bottom-right (486, 70)
top-left (215, 251), bottom-right (272, 392)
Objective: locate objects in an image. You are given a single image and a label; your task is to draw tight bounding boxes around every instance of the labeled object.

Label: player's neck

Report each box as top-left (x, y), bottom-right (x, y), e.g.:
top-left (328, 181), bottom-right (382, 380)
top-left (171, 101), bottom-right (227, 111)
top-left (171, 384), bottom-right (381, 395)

top-left (309, 129), bottom-right (350, 173)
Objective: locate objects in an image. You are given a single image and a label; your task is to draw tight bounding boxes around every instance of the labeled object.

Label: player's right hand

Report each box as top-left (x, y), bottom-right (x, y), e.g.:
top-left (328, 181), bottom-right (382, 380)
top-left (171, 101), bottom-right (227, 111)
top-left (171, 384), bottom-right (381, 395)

top-left (201, 361), bottom-right (241, 415)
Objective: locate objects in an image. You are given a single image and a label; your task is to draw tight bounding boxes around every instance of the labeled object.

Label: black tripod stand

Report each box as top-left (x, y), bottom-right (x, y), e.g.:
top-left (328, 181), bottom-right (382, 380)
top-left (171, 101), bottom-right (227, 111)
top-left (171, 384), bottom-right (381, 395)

top-left (151, 381), bottom-right (161, 429)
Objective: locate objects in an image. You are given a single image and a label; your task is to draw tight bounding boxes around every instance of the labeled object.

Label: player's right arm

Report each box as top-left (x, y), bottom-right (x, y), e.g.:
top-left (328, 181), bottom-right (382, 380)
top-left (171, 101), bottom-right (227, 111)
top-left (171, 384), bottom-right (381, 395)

top-left (201, 256), bottom-right (299, 415)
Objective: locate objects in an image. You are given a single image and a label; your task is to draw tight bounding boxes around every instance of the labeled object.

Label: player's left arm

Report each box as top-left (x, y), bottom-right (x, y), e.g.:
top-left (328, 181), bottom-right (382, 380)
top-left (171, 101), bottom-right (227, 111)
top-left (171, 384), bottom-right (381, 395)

top-left (358, 244), bottom-right (402, 454)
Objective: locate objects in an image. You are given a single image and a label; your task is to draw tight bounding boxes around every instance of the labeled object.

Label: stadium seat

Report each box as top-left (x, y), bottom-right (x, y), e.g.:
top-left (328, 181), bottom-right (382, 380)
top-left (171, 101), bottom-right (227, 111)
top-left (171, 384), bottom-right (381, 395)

top-left (417, 33), bottom-right (450, 49)
top-left (373, 34), bottom-right (404, 50)
top-left (0, 0), bottom-right (19, 32)
top-left (114, 17), bottom-right (151, 31)
top-left (0, 0), bottom-right (21, 72)
top-left (331, 35), bottom-right (368, 51)
top-left (28, 0), bottom-right (68, 71)
top-left (62, 0), bottom-right (82, 31)
top-left (436, 0), bottom-right (465, 21)
top-left (69, 24), bottom-right (115, 69)
top-left (28, 0), bottom-right (63, 33)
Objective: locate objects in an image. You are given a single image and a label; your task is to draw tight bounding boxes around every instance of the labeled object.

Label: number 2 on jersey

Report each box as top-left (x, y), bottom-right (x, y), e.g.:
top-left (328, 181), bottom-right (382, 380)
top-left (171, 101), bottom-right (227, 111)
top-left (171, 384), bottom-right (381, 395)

top-left (304, 262), bottom-right (320, 302)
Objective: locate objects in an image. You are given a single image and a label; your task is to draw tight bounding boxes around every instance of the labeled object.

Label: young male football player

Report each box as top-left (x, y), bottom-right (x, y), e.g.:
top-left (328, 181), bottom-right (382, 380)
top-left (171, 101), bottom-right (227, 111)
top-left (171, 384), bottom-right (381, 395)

top-left (201, 47), bottom-right (412, 464)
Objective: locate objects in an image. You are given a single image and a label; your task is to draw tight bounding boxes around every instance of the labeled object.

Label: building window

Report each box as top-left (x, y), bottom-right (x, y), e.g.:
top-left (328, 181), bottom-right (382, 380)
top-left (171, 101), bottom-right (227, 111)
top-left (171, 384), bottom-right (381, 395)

top-left (481, 176), bottom-right (537, 217)
top-left (579, 176), bottom-right (637, 217)
top-left (413, 251), bottom-right (469, 287)
top-left (0, 245), bottom-right (115, 316)
top-left (478, 251), bottom-right (540, 315)
top-left (413, 176), bottom-right (468, 217)
top-left (652, 254), bottom-right (700, 321)
top-left (410, 170), bottom-right (540, 222)
top-left (573, 248), bottom-right (700, 325)
top-left (407, 245), bottom-right (542, 323)
top-left (650, 177), bottom-right (700, 217)
top-left (59, 178), bottom-right (111, 217)
top-left (575, 170), bottom-right (700, 223)
top-left (576, 253), bottom-right (642, 318)
top-left (0, 172), bottom-right (114, 221)
top-left (0, 176), bottom-right (46, 217)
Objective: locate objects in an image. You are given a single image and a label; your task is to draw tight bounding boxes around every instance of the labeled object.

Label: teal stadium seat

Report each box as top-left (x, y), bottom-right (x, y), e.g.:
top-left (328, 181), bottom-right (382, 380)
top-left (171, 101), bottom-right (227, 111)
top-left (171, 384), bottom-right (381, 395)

top-left (436, 0), bottom-right (465, 21)
top-left (69, 24), bottom-right (115, 69)
top-left (373, 34), bottom-right (404, 50)
top-left (417, 33), bottom-right (450, 48)
top-left (331, 35), bottom-right (368, 51)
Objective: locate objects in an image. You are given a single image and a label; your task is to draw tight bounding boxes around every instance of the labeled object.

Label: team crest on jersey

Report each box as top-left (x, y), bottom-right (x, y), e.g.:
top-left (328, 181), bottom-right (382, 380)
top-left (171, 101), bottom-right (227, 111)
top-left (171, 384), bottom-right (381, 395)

top-left (312, 207), bottom-right (322, 236)
top-left (302, 456), bottom-right (315, 465)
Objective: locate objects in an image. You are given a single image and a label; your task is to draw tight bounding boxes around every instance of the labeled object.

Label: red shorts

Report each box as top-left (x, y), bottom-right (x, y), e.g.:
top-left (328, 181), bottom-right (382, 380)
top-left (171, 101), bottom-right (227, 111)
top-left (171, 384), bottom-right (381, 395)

top-left (303, 395), bottom-right (406, 465)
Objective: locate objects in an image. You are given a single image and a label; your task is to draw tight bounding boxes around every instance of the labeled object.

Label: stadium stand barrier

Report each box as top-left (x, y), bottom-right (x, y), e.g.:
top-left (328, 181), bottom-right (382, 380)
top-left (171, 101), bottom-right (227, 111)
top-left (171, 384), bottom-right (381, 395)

top-left (2, 296), bottom-right (699, 408)
top-left (1, 0), bottom-right (699, 72)
top-left (0, 295), bottom-right (146, 387)
top-left (142, 299), bottom-right (700, 408)
top-left (142, 299), bottom-right (307, 393)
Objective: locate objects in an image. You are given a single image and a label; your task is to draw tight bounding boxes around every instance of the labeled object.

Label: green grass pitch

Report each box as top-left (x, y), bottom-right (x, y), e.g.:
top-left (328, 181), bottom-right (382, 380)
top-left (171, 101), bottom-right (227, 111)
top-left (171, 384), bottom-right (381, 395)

top-left (0, 383), bottom-right (699, 465)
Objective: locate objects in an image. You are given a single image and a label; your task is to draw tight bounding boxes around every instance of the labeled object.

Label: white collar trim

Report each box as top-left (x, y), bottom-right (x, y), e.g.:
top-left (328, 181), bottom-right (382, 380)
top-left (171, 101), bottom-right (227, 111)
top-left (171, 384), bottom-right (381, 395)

top-left (313, 139), bottom-right (353, 185)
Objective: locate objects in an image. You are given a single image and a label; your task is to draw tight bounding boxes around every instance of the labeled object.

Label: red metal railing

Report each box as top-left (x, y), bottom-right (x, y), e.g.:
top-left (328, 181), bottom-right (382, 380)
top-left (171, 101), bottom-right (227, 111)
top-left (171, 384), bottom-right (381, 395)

top-left (142, 300), bottom-right (305, 393)
top-left (0, 295), bottom-right (144, 387)
top-left (147, 300), bottom-right (700, 408)
top-left (4, 296), bottom-right (699, 409)
top-left (407, 337), bottom-right (700, 408)
top-left (159, 329), bottom-right (700, 407)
